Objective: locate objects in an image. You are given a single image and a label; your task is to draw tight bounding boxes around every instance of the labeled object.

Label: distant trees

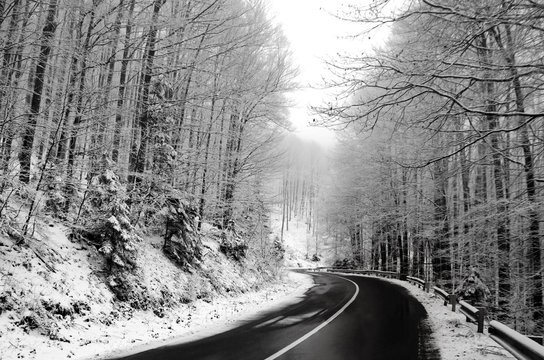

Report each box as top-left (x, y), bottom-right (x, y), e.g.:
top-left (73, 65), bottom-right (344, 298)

top-left (0, 0), bottom-right (294, 234)
top-left (321, 0), bottom-right (544, 333)
top-left (278, 136), bottom-right (329, 258)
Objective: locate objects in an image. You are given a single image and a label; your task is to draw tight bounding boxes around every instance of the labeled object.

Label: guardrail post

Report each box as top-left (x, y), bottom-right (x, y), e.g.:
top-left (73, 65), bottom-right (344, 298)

top-left (424, 281), bottom-right (431, 293)
top-left (449, 294), bottom-right (456, 312)
top-left (476, 307), bottom-right (486, 333)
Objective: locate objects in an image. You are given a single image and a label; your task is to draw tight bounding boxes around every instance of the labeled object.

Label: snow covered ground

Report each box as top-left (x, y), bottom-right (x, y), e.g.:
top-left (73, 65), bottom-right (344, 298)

top-left (1, 270), bottom-right (311, 360)
top-left (401, 280), bottom-right (515, 360)
top-left (0, 217), bottom-right (314, 360)
top-left (269, 208), bottom-right (338, 268)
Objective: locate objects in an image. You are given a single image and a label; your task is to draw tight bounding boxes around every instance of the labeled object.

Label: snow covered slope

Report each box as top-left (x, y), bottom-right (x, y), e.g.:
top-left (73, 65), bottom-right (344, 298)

top-left (269, 207), bottom-right (337, 268)
top-left (0, 220), bottom-right (312, 360)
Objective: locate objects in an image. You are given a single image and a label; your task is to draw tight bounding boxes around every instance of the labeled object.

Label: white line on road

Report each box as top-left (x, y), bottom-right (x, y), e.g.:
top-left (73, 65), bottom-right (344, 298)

top-left (263, 274), bottom-right (360, 360)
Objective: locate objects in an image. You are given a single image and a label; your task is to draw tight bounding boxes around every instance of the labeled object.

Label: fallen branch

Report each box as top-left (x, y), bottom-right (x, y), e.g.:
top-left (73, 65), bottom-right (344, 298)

top-left (29, 246), bottom-right (57, 273)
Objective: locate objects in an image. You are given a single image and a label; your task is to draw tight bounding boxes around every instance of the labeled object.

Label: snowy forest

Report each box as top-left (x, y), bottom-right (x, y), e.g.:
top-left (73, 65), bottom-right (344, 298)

top-left (0, 0), bottom-right (293, 228)
top-left (1, 0), bottom-right (544, 357)
top-left (313, 0), bottom-right (544, 334)
top-left (0, 0), bottom-right (296, 354)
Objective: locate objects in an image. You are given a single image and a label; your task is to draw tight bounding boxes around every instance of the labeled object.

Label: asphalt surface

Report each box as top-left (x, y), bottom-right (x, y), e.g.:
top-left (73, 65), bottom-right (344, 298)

top-left (110, 272), bottom-right (440, 360)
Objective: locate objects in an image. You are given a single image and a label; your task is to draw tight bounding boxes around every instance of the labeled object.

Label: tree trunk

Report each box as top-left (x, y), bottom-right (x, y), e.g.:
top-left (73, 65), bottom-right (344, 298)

top-left (432, 156), bottom-right (450, 286)
top-left (18, 0), bottom-right (58, 183)
top-left (197, 91), bottom-right (220, 230)
top-left (112, 0), bottom-right (135, 165)
top-left (101, 0), bottom-right (124, 157)
top-left (0, 0), bottom-right (22, 177)
top-left (130, 0), bottom-right (165, 181)
top-left (479, 32), bottom-right (510, 307)
top-left (65, 4), bottom-right (98, 210)
top-left (496, 23), bottom-right (541, 321)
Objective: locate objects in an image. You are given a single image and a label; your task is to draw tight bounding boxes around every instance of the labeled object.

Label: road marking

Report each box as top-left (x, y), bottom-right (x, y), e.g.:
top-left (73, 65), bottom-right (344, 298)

top-left (263, 274), bottom-right (360, 360)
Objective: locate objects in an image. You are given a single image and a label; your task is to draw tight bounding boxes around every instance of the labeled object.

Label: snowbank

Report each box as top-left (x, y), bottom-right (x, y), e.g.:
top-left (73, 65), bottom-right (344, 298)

top-left (398, 280), bottom-right (514, 359)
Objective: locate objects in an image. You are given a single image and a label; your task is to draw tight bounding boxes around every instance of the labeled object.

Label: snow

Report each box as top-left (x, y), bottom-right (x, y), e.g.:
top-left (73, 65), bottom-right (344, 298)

top-left (269, 207), bottom-right (516, 359)
top-left (269, 208), bottom-right (336, 268)
top-left (1, 271), bottom-right (311, 360)
top-left (1, 205), bottom-right (517, 360)
top-left (401, 280), bottom-right (515, 359)
top-left (99, 271), bottom-right (312, 359)
top-left (1, 270), bottom-right (312, 360)
top-left (0, 218), bottom-right (314, 360)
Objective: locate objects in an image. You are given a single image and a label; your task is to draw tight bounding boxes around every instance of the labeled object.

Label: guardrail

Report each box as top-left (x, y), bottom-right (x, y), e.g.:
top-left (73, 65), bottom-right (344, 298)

top-left (407, 276), bottom-right (425, 289)
top-left (489, 320), bottom-right (544, 360)
top-left (459, 300), bottom-right (484, 333)
top-left (528, 336), bottom-right (544, 346)
top-left (433, 286), bottom-right (457, 311)
top-left (326, 268), bottom-right (400, 279)
top-left (360, 270), bottom-right (399, 279)
top-left (302, 266), bottom-right (544, 359)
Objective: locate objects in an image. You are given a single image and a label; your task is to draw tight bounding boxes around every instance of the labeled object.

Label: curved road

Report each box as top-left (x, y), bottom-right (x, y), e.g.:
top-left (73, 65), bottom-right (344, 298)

top-left (110, 272), bottom-right (440, 360)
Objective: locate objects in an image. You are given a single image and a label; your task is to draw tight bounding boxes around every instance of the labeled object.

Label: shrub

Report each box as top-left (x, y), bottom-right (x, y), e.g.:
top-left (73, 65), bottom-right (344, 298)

top-left (333, 258), bottom-right (357, 269)
top-left (162, 197), bottom-right (202, 269)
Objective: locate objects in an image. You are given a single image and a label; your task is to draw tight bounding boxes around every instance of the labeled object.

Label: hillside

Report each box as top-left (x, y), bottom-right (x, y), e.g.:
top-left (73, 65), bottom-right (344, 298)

top-left (0, 217), bottom-right (312, 360)
top-left (269, 208), bottom-right (339, 269)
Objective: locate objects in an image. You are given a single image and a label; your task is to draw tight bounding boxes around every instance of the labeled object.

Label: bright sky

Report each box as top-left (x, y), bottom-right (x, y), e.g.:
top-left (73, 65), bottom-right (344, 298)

top-left (267, 0), bottom-right (342, 146)
top-left (266, 1), bottom-right (363, 146)
top-left (267, 1), bottom-right (392, 147)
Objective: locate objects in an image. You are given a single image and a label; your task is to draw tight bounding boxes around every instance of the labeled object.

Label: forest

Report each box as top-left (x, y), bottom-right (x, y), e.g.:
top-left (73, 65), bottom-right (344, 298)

top-left (306, 0), bottom-right (544, 335)
top-left (0, 1), bottom-right (296, 350)
top-left (2, 0), bottom-right (544, 351)
top-left (0, 0), bottom-right (294, 261)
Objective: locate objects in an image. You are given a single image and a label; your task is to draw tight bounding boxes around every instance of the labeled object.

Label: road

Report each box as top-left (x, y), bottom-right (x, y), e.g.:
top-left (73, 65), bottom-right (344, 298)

top-left (110, 272), bottom-right (440, 360)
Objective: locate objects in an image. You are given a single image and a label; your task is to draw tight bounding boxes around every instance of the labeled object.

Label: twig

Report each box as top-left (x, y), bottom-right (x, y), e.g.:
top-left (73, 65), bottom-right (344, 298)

top-left (75, 189), bottom-right (89, 225)
top-left (29, 246), bottom-right (56, 273)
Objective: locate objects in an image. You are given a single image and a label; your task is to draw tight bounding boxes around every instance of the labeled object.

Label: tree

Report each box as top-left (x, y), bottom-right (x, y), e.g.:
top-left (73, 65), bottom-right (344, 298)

top-left (319, 0), bottom-right (544, 331)
top-left (18, 0), bottom-right (58, 184)
top-left (0, 0), bottom-right (296, 276)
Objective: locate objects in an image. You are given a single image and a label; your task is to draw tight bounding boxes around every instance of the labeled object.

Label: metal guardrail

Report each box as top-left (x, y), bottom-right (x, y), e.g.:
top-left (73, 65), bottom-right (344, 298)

top-left (433, 286), bottom-right (449, 306)
top-left (489, 320), bottom-right (544, 360)
top-left (363, 270), bottom-right (399, 279)
top-left (309, 267), bottom-right (328, 271)
top-left (459, 300), bottom-right (484, 333)
top-left (326, 268), bottom-right (400, 279)
top-left (407, 276), bottom-right (425, 289)
top-left (528, 336), bottom-right (544, 346)
top-left (433, 286), bottom-right (457, 311)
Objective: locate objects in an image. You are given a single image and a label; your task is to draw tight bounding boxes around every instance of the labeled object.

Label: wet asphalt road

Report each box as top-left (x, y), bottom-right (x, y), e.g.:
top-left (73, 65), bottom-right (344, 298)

top-left (110, 272), bottom-right (440, 360)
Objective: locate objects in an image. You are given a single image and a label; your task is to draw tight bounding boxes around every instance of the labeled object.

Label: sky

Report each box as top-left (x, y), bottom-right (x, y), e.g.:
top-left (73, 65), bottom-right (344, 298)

top-left (266, 1), bottom-right (371, 147)
top-left (266, 1), bottom-right (394, 148)
top-left (266, 0), bottom-right (349, 146)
